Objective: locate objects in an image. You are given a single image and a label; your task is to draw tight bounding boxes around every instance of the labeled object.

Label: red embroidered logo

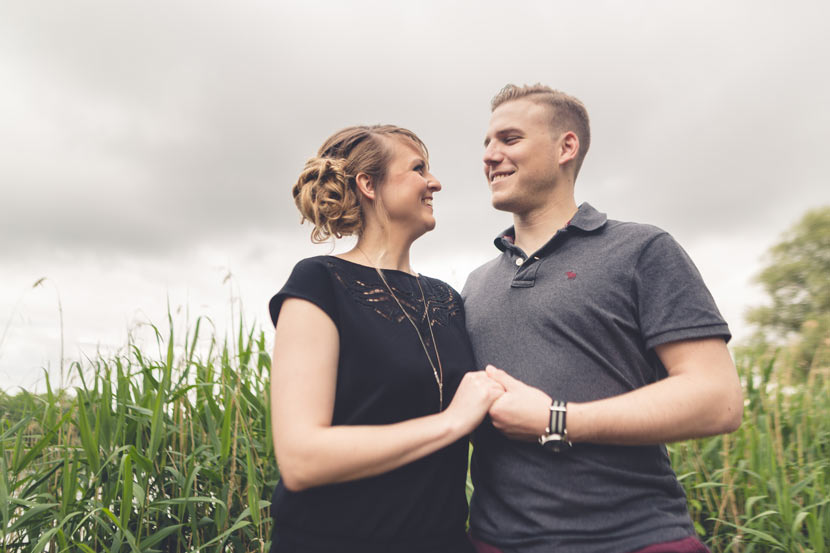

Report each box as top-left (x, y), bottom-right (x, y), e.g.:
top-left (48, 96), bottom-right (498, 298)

top-left (566, 271), bottom-right (577, 280)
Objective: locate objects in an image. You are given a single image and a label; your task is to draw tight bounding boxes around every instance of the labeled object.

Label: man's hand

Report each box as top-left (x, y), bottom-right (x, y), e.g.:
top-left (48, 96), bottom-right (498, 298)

top-left (485, 365), bottom-right (552, 441)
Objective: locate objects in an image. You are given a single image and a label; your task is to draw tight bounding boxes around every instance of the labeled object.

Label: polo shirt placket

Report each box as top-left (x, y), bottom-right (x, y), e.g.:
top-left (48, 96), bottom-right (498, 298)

top-left (496, 206), bottom-right (608, 289)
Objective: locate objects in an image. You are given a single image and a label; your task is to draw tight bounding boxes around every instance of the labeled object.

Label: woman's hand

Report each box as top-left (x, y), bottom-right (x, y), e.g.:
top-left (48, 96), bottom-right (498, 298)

top-left (444, 370), bottom-right (505, 435)
top-left (485, 365), bottom-right (551, 441)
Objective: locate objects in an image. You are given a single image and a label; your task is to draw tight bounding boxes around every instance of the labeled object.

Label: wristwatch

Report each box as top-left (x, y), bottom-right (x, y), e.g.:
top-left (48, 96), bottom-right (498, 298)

top-left (538, 400), bottom-right (572, 452)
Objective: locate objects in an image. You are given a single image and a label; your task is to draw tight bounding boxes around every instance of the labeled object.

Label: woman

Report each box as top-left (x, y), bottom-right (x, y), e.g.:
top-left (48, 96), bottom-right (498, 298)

top-left (268, 125), bottom-right (504, 553)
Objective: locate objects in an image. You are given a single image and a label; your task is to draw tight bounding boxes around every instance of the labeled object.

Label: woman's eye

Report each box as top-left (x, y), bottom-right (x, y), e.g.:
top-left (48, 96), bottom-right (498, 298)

top-left (414, 164), bottom-right (425, 173)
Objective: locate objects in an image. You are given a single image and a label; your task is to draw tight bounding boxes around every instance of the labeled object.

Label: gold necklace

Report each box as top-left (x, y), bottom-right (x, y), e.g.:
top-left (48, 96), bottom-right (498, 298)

top-left (355, 247), bottom-right (445, 410)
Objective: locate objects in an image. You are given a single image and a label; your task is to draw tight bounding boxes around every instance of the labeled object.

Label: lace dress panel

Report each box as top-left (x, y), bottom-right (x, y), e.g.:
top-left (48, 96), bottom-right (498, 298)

top-left (331, 265), bottom-right (461, 329)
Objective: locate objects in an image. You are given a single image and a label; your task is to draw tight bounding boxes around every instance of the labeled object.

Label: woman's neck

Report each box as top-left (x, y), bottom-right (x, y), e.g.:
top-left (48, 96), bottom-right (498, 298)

top-left (340, 231), bottom-right (416, 275)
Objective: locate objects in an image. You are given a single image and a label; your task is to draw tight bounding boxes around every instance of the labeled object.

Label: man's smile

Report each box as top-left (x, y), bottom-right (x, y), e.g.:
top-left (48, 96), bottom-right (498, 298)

top-left (489, 170), bottom-right (515, 184)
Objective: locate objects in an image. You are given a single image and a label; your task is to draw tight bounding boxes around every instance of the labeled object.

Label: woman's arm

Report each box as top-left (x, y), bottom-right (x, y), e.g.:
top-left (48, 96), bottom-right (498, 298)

top-left (270, 297), bottom-right (503, 492)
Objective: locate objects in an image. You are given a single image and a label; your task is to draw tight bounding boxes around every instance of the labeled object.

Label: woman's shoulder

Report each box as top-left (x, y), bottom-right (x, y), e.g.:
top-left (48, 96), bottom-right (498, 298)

top-left (287, 255), bottom-right (358, 282)
top-left (285, 255), bottom-right (391, 296)
top-left (418, 273), bottom-right (461, 298)
top-left (292, 254), bottom-right (380, 274)
top-left (417, 274), bottom-right (465, 326)
top-left (270, 256), bottom-right (339, 327)
top-left (290, 254), bottom-right (335, 272)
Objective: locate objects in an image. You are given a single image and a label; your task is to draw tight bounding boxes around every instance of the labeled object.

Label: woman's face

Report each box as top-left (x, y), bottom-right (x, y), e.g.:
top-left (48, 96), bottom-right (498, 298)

top-left (375, 137), bottom-right (442, 238)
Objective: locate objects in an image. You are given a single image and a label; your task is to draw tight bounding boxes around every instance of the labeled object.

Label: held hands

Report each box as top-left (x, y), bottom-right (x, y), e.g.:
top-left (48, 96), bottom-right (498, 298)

top-left (485, 365), bottom-right (552, 441)
top-left (445, 370), bottom-right (505, 435)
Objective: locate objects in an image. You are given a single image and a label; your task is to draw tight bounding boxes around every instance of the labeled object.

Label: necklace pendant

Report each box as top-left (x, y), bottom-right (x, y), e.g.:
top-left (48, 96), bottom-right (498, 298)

top-left (439, 382), bottom-right (444, 411)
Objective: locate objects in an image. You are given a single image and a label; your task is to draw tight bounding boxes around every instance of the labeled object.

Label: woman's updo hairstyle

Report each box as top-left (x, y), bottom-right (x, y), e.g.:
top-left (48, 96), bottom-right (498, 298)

top-left (292, 125), bottom-right (428, 243)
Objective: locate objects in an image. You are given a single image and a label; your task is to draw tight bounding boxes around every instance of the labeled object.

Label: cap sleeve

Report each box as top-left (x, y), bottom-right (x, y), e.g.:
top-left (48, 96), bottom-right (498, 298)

top-left (268, 257), bottom-right (338, 328)
top-left (634, 233), bottom-right (731, 350)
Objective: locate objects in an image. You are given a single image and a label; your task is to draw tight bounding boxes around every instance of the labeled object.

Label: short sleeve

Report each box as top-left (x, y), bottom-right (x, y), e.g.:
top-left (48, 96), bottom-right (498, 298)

top-left (268, 257), bottom-right (338, 328)
top-left (634, 233), bottom-right (731, 350)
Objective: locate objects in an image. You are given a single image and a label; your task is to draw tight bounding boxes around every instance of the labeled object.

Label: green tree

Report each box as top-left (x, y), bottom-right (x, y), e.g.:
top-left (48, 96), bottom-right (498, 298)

top-left (746, 206), bottom-right (830, 372)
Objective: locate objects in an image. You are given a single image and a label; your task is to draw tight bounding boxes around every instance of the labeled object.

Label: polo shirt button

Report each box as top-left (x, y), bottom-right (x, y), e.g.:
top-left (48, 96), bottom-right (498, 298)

top-left (515, 258), bottom-right (524, 266)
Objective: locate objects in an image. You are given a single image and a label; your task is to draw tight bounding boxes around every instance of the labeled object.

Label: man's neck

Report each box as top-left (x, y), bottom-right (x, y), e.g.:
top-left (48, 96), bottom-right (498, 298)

top-left (513, 196), bottom-right (579, 256)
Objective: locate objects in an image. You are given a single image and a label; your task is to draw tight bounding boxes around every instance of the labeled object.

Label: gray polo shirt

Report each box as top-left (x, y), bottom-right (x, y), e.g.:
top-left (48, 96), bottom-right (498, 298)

top-left (462, 203), bottom-right (730, 553)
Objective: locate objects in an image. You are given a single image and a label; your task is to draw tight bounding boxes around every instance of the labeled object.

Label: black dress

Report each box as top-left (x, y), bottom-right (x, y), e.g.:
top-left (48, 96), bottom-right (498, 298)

top-left (267, 256), bottom-right (476, 553)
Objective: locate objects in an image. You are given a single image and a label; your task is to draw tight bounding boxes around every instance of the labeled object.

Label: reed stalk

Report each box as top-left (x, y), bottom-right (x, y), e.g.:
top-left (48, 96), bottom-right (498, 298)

top-left (2, 314), bottom-right (828, 551)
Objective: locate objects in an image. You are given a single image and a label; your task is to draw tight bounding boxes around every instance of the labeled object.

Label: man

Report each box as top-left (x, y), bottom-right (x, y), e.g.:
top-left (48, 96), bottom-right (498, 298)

top-left (462, 84), bottom-right (743, 553)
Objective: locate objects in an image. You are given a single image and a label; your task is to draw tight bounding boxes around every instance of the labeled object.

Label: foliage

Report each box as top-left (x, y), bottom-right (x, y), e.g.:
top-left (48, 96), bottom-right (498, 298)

top-left (0, 314), bottom-right (277, 552)
top-left (746, 206), bottom-right (830, 374)
top-left (671, 348), bottom-right (830, 553)
top-left (3, 314), bottom-right (830, 552)
top-left (0, 390), bottom-right (48, 426)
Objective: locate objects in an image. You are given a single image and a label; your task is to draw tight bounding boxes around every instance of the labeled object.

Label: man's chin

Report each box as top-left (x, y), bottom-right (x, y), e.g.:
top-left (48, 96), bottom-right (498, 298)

top-left (491, 195), bottom-right (519, 213)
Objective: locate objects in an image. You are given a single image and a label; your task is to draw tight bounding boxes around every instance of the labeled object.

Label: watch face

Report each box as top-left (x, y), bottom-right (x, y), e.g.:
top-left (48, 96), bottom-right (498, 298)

top-left (546, 440), bottom-right (568, 453)
top-left (540, 434), bottom-right (571, 453)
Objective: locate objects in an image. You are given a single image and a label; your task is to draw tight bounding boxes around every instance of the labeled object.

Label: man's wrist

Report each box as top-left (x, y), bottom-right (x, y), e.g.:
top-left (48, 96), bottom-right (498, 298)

top-left (538, 400), bottom-right (572, 452)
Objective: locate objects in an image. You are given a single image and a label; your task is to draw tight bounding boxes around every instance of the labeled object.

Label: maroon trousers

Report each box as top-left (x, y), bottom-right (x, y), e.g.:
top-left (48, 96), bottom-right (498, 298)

top-left (468, 534), bottom-right (710, 553)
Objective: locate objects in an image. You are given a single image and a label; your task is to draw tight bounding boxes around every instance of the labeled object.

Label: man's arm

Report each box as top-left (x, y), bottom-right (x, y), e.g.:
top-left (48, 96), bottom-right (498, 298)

top-left (487, 337), bottom-right (743, 445)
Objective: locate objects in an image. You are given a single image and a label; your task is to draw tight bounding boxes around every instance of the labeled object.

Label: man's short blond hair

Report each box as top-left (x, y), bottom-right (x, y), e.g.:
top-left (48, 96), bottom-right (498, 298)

top-left (491, 83), bottom-right (591, 178)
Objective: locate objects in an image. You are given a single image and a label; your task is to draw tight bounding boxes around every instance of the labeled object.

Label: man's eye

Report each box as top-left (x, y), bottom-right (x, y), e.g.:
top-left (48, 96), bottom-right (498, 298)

top-left (505, 136), bottom-right (519, 144)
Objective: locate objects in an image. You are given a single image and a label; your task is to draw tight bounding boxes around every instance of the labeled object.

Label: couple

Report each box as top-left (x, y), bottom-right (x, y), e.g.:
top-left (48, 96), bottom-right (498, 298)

top-left (267, 84), bottom-right (743, 553)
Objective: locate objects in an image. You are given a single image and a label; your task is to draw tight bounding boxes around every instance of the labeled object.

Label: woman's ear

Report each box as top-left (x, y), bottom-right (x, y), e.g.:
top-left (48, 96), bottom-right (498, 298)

top-left (355, 172), bottom-right (376, 201)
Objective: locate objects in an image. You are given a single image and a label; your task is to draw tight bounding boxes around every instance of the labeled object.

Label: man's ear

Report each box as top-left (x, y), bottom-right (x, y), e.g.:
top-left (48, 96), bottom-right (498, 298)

top-left (355, 172), bottom-right (376, 201)
top-left (558, 131), bottom-right (580, 167)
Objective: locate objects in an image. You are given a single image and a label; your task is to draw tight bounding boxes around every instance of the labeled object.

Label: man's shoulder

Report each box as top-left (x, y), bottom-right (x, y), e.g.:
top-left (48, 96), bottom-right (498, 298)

top-left (470, 254), bottom-right (503, 276)
top-left (462, 255), bottom-right (504, 298)
top-left (597, 218), bottom-right (680, 257)
top-left (604, 218), bottom-right (667, 242)
top-left (468, 253), bottom-right (504, 281)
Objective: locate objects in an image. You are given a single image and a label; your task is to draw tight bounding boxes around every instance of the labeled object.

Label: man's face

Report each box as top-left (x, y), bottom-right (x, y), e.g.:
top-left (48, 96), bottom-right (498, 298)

top-left (483, 99), bottom-right (561, 214)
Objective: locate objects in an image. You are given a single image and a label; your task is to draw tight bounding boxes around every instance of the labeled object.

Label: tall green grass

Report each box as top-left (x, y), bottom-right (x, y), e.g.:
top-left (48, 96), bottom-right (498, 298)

top-left (2, 313), bottom-right (829, 552)
top-left (672, 348), bottom-right (830, 552)
top-left (0, 314), bottom-right (277, 552)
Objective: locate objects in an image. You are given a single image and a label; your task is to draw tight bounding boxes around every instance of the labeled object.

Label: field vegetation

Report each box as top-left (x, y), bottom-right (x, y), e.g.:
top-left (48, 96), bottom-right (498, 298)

top-left (1, 317), bottom-right (277, 552)
top-left (2, 315), bottom-right (828, 552)
top-left (2, 207), bottom-right (829, 552)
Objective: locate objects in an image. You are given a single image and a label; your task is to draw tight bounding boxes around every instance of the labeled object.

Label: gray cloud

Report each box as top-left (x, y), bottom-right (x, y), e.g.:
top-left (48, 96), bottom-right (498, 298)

top-left (3, 1), bottom-right (828, 258)
top-left (1, 1), bottom-right (829, 389)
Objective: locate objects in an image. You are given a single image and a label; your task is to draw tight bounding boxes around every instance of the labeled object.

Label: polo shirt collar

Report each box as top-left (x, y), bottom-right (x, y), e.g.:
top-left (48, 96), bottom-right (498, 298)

top-left (494, 202), bottom-right (607, 251)
top-left (567, 202), bottom-right (607, 231)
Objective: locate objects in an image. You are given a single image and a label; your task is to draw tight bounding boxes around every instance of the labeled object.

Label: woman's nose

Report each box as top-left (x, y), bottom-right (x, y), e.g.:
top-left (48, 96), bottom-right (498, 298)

top-left (427, 173), bottom-right (442, 191)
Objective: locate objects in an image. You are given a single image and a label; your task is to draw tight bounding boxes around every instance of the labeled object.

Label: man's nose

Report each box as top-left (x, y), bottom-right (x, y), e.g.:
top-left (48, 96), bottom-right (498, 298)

top-left (483, 142), bottom-right (502, 165)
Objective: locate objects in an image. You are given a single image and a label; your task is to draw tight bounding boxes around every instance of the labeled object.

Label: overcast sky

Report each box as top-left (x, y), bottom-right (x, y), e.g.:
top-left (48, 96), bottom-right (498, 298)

top-left (2, 1), bottom-right (829, 393)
